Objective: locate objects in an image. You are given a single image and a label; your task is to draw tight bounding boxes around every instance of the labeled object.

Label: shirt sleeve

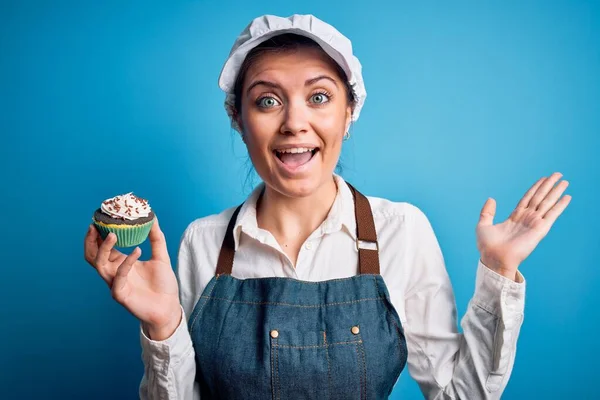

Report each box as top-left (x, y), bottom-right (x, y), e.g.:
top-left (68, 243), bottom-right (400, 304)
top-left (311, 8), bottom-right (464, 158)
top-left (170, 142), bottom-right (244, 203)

top-left (403, 207), bottom-right (526, 400)
top-left (138, 231), bottom-right (201, 400)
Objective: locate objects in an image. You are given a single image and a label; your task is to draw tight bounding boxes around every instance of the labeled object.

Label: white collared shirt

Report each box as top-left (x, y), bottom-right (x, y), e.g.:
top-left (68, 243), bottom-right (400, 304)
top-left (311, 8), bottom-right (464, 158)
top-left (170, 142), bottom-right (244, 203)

top-left (139, 175), bottom-right (526, 399)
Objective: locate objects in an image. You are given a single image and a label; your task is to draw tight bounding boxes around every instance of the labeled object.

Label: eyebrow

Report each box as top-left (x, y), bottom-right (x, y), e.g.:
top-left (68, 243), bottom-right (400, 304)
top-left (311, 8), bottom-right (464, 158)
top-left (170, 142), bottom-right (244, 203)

top-left (306, 75), bottom-right (338, 87)
top-left (246, 75), bottom-right (338, 95)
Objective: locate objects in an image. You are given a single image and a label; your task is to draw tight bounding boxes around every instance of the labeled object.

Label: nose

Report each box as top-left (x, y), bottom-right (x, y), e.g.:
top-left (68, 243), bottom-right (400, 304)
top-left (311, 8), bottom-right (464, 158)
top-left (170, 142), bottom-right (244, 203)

top-left (280, 98), bottom-right (309, 135)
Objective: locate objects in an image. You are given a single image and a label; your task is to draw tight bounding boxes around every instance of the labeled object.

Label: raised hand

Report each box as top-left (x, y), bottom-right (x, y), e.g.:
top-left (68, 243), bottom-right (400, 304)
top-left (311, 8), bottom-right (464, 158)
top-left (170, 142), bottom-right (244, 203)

top-left (476, 172), bottom-right (572, 281)
top-left (84, 218), bottom-right (182, 340)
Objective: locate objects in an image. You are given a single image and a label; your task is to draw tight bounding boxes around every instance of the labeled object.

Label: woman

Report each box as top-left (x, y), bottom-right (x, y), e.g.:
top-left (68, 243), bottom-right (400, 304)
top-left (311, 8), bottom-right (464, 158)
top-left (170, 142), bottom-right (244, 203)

top-left (84, 14), bottom-right (571, 399)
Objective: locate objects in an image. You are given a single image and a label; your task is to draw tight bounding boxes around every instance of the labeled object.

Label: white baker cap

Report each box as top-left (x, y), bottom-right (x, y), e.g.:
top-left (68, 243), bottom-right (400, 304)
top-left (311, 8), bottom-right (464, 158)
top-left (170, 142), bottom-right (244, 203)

top-left (218, 14), bottom-right (367, 133)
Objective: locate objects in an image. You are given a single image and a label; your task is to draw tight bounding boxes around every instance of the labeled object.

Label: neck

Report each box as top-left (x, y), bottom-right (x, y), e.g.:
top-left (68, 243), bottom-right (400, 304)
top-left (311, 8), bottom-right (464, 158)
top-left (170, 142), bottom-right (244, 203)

top-left (257, 177), bottom-right (338, 245)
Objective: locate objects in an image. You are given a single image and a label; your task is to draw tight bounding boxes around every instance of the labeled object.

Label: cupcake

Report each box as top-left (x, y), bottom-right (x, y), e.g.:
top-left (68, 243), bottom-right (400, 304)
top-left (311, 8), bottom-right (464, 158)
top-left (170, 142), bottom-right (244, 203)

top-left (92, 192), bottom-right (156, 248)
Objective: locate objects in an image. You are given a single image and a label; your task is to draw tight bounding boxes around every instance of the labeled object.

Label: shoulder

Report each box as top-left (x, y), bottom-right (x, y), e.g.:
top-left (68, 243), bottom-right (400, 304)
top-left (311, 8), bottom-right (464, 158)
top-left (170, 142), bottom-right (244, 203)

top-left (363, 194), bottom-right (439, 257)
top-left (180, 205), bottom-right (238, 245)
top-left (365, 194), bottom-right (429, 226)
top-left (175, 205), bottom-right (239, 281)
top-left (362, 194), bottom-right (436, 244)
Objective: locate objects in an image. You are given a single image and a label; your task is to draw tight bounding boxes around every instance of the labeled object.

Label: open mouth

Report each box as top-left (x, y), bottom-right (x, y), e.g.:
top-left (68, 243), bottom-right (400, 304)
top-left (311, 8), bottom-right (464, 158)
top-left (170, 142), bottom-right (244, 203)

top-left (273, 147), bottom-right (319, 168)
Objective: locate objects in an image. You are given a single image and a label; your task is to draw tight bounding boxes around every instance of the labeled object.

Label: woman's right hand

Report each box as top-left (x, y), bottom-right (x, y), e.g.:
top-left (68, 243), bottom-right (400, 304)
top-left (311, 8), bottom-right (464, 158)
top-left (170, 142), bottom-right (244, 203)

top-left (84, 218), bottom-right (182, 341)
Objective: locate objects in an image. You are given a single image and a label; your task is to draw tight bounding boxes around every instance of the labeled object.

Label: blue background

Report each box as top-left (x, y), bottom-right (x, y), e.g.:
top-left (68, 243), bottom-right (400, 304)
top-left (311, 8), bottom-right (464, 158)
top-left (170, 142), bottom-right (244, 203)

top-left (1, 1), bottom-right (598, 399)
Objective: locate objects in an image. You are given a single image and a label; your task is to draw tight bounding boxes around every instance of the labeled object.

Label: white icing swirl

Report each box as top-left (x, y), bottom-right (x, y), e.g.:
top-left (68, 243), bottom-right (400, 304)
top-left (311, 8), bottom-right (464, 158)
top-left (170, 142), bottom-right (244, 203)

top-left (101, 192), bottom-right (152, 220)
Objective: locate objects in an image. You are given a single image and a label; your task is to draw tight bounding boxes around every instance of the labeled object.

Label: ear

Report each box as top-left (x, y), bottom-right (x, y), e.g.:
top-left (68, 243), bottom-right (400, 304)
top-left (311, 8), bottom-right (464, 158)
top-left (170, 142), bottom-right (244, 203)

top-left (232, 109), bottom-right (245, 135)
top-left (345, 105), bottom-right (352, 132)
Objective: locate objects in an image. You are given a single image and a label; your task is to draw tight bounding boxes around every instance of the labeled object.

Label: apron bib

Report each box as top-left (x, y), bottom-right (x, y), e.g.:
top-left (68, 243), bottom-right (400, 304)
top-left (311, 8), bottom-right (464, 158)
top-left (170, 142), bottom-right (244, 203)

top-left (188, 184), bottom-right (408, 399)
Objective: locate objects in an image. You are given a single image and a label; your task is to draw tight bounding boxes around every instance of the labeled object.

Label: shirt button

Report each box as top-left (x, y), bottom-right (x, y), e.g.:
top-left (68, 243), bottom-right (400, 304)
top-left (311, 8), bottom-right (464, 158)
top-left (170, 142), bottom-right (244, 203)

top-left (305, 242), bottom-right (313, 250)
top-left (351, 326), bottom-right (360, 335)
top-left (270, 330), bottom-right (279, 339)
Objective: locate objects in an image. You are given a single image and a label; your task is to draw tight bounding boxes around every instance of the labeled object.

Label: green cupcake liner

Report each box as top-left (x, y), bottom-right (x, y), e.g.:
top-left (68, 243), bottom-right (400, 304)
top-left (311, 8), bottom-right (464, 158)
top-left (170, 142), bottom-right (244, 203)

top-left (93, 218), bottom-right (155, 248)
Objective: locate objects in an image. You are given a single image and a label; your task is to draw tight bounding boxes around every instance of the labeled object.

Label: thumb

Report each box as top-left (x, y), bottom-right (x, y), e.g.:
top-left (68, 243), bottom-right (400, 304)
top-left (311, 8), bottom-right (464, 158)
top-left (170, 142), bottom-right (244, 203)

top-left (149, 217), bottom-right (170, 263)
top-left (478, 197), bottom-right (496, 227)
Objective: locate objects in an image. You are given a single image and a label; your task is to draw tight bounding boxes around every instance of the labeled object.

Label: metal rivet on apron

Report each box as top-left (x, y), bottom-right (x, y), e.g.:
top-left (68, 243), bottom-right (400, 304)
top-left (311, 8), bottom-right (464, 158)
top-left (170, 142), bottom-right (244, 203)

top-left (270, 330), bottom-right (279, 338)
top-left (351, 326), bottom-right (360, 335)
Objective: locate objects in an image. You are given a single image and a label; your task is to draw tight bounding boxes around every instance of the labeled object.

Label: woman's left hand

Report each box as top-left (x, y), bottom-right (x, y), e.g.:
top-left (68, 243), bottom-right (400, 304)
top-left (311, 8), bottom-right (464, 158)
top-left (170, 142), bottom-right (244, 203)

top-left (475, 172), bottom-right (572, 281)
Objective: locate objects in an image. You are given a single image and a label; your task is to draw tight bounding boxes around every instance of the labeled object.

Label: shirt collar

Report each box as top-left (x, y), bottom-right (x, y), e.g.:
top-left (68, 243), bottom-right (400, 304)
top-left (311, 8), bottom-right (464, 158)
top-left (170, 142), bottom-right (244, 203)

top-left (324, 174), bottom-right (357, 240)
top-left (232, 174), bottom-right (358, 250)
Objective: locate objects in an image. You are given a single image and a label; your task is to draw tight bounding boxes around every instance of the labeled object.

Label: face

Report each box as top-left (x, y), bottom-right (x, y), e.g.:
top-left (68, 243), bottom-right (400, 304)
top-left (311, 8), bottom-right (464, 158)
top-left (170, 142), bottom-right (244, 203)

top-left (238, 47), bottom-right (352, 198)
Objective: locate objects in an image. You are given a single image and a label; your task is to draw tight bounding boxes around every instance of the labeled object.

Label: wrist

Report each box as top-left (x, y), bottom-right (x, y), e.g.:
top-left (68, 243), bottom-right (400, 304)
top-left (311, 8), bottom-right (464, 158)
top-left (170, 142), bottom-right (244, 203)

top-left (480, 256), bottom-right (519, 282)
top-left (146, 306), bottom-right (182, 341)
top-left (494, 267), bottom-right (518, 282)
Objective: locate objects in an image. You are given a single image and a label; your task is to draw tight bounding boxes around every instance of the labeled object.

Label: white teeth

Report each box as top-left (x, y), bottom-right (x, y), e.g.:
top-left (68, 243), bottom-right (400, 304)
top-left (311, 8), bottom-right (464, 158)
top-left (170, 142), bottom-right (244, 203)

top-left (276, 147), bottom-right (314, 154)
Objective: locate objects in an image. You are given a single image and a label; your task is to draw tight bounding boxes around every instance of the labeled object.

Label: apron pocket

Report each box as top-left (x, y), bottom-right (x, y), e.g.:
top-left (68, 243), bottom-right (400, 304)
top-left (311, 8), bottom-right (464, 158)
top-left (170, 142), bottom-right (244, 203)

top-left (269, 325), bottom-right (367, 400)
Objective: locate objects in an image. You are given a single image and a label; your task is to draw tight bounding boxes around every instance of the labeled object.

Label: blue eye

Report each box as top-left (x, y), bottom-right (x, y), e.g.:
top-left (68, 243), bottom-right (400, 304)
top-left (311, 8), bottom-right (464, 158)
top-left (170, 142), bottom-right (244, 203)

top-left (257, 96), bottom-right (280, 108)
top-left (310, 93), bottom-right (330, 104)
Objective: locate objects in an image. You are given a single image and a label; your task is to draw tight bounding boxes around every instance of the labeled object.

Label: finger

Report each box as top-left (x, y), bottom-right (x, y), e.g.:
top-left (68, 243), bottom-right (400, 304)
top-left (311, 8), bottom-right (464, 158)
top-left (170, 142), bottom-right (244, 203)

top-left (84, 224), bottom-right (99, 265)
top-left (96, 232), bottom-right (116, 266)
top-left (111, 247), bottom-right (142, 302)
top-left (478, 198), bottom-right (496, 227)
top-left (536, 180), bottom-right (569, 215)
top-left (516, 177), bottom-right (546, 210)
top-left (95, 234), bottom-right (125, 263)
top-left (528, 172), bottom-right (563, 209)
top-left (149, 218), bottom-right (170, 263)
top-left (542, 195), bottom-right (572, 224)
top-left (95, 233), bottom-right (118, 283)
top-left (109, 251), bottom-right (127, 264)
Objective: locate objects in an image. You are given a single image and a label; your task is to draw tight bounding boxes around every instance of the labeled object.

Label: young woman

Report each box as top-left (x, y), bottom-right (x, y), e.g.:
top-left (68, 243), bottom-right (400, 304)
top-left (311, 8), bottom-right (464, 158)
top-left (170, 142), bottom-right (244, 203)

top-left (84, 14), bottom-right (571, 399)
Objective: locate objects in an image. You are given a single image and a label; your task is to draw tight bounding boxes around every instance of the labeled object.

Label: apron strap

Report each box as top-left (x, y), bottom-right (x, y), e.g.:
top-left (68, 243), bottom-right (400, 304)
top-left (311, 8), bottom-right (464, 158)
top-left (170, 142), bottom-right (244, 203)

top-left (215, 182), bottom-right (381, 276)
top-left (215, 204), bottom-right (242, 277)
top-left (346, 183), bottom-right (381, 275)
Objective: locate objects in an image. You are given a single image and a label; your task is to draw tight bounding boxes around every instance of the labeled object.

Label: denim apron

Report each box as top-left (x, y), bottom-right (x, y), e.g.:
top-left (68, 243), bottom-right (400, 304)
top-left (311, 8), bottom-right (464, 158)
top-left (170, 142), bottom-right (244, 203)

top-left (188, 184), bottom-right (408, 399)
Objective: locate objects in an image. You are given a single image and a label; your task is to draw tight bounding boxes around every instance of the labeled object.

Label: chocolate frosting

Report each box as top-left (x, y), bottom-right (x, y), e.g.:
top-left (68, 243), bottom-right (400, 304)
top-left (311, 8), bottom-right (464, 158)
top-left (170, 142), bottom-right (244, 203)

top-left (93, 208), bottom-right (156, 226)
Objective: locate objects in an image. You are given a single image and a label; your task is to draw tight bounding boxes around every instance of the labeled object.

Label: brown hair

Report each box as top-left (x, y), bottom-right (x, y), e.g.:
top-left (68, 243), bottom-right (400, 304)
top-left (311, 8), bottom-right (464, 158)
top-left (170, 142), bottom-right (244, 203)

top-left (231, 33), bottom-right (357, 120)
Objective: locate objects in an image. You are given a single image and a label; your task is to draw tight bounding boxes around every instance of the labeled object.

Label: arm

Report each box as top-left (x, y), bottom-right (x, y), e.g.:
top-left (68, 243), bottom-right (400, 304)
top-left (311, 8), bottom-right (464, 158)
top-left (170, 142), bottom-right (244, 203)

top-left (139, 232), bottom-right (200, 400)
top-left (404, 208), bottom-right (525, 399)
top-left (406, 171), bottom-right (570, 399)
